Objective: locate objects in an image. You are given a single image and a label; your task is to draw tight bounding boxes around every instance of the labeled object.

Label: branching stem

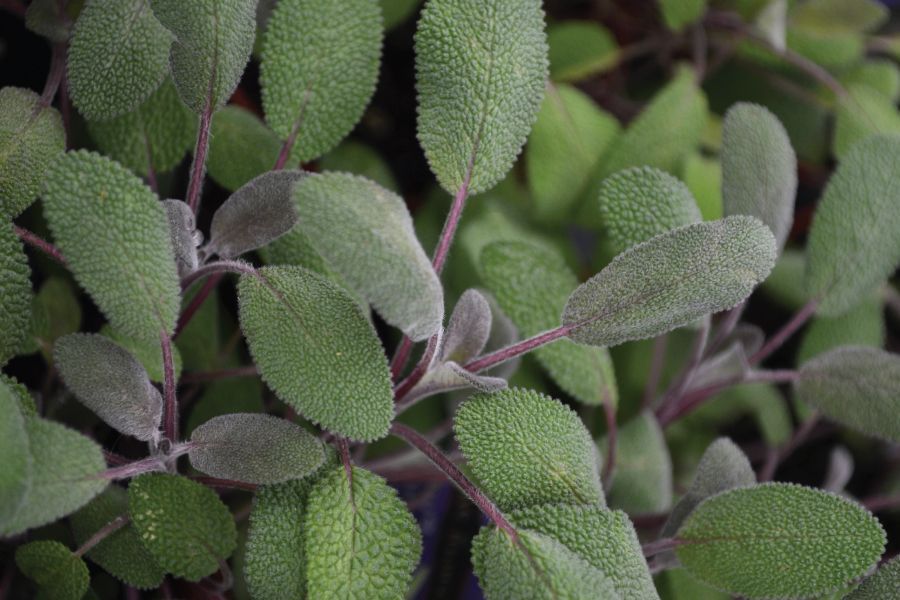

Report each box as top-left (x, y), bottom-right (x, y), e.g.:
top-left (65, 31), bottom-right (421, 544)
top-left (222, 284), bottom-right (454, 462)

top-left (180, 260), bottom-right (256, 291)
top-left (14, 226), bottom-right (67, 265)
top-left (463, 325), bottom-right (571, 374)
top-left (749, 299), bottom-right (818, 365)
top-left (186, 101), bottom-right (213, 215)
top-left (74, 515), bottom-right (129, 557)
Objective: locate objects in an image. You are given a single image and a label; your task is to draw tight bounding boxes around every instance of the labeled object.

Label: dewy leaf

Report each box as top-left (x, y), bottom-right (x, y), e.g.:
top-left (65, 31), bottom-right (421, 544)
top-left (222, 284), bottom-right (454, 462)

top-left (189, 413), bottom-right (324, 484)
top-left (261, 0), bottom-right (383, 162)
top-left (806, 135), bottom-right (900, 316)
top-left (480, 241), bottom-right (617, 406)
top-left (797, 295), bottom-right (884, 364)
top-left (471, 527), bottom-right (618, 600)
top-left (0, 87), bottom-right (65, 219)
top-left (415, 0), bottom-right (548, 195)
top-left (721, 103), bottom-right (797, 251)
top-left (208, 170), bottom-right (303, 259)
top-left (563, 216), bottom-right (776, 348)
top-left (70, 486), bottom-right (165, 589)
top-left (601, 411), bottom-right (672, 515)
top-left (455, 388), bottom-right (603, 511)
top-left (661, 437), bottom-right (755, 538)
top-left (68, 0), bottom-right (173, 120)
top-left (441, 289), bottom-right (492, 364)
top-left (15, 540), bottom-right (90, 600)
top-left (238, 266), bottom-right (394, 442)
top-left (0, 221), bottom-right (32, 367)
top-left (304, 466), bottom-right (421, 599)
top-left (129, 473), bottom-right (237, 581)
top-left (87, 78), bottom-right (196, 178)
top-left (676, 483), bottom-right (886, 599)
top-left (846, 555), bottom-right (900, 600)
top-left (547, 21), bottom-right (618, 82)
top-left (207, 105), bottom-right (286, 191)
top-left (511, 504), bottom-right (659, 599)
top-left (55, 333), bottom-right (163, 442)
top-left (164, 199), bottom-right (200, 277)
top-left (150, 0), bottom-right (257, 114)
top-left (0, 379), bottom-right (30, 532)
top-left (795, 346), bottom-right (900, 442)
top-left (43, 150), bottom-right (181, 342)
top-left (2, 417), bottom-right (107, 537)
top-left (526, 83), bottom-right (620, 222)
top-left (598, 166), bottom-right (702, 253)
top-left (833, 84), bottom-right (900, 160)
top-left (292, 173), bottom-right (443, 341)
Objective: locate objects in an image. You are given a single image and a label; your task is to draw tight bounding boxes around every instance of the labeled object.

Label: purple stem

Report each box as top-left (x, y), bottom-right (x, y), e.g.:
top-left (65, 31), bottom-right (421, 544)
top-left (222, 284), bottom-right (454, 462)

top-left (642, 335), bottom-right (668, 409)
top-left (186, 102), bottom-right (213, 215)
top-left (749, 299), bottom-right (818, 365)
top-left (40, 43), bottom-right (66, 108)
top-left (74, 515), bottom-right (128, 557)
top-left (191, 476), bottom-right (257, 492)
top-left (389, 336), bottom-right (415, 381)
top-left (160, 330), bottom-right (178, 442)
top-left (175, 273), bottom-right (223, 338)
top-left (392, 335), bottom-right (440, 407)
top-left (180, 260), bottom-right (256, 291)
top-left (180, 365), bottom-right (258, 384)
top-left (96, 456), bottom-right (167, 480)
top-left (642, 537), bottom-right (684, 558)
top-left (273, 126), bottom-right (300, 171)
top-left (463, 325), bottom-right (571, 374)
top-left (657, 318), bottom-right (710, 420)
top-left (390, 422), bottom-right (518, 540)
top-left (14, 226), bottom-right (67, 265)
top-left (759, 412), bottom-right (819, 482)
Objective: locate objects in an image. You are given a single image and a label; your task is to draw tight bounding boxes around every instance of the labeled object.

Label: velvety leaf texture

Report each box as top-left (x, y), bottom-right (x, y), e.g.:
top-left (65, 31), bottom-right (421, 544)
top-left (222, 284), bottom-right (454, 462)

top-left (30, 277), bottom-right (81, 361)
top-left (189, 413), bottom-right (324, 484)
top-left (55, 333), bottom-right (163, 442)
top-left (511, 504), bottom-right (659, 599)
top-left (455, 388), bottom-right (603, 511)
top-left (416, 0), bottom-right (548, 195)
top-left (25, 0), bottom-right (71, 43)
top-left (2, 417), bottom-right (107, 537)
top-left (471, 527), bottom-right (619, 600)
top-left (70, 486), bottom-right (165, 589)
top-left (43, 151), bottom-right (181, 342)
top-left (68, 0), bottom-right (173, 120)
top-left (208, 170), bottom-right (302, 259)
top-left (806, 135), bottom-right (900, 316)
top-left (598, 166), bottom-right (702, 252)
top-left (304, 467), bottom-right (422, 599)
top-left (442, 289), bottom-right (492, 364)
top-left (480, 241), bottom-right (617, 406)
top-left (797, 295), bottom-right (884, 364)
top-left (796, 346), bottom-right (900, 442)
top-left (833, 84), bottom-right (900, 161)
top-left (0, 221), bottom-right (32, 367)
top-left (129, 473), bottom-right (237, 581)
top-left (164, 199), bottom-right (199, 277)
top-left (101, 324), bottom-right (183, 384)
top-left (15, 540), bottom-right (90, 600)
top-left (676, 483), bottom-right (886, 599)
top-left (150, 0), bottom-right (256, 113)
top-left (261, 0), bottom-right (383, 162)
top-left (0, 87), bottom-right (65, 219)
top-left (527, 83), bottom-right (620, 223)
top-left (721, 103), bottom-right (797, 251)
top-left (846, 555), bottom-right (900, 599)
top-left (547, 21), bottom-right (618, 82)
top-left (238, 266), bottom-right (394, 441)
top-left (207, 105), bottom-right (286, 191)
top-left (603, 411), bottom-right (672, 515)
top-left (563, 216), bottom-right (777, 347)
top-left (87, 79), bottom-right (196, 177)
top-left (0, 380), bottom-right (30, 532)
top-left (293, 172), bottom-right (443, 341)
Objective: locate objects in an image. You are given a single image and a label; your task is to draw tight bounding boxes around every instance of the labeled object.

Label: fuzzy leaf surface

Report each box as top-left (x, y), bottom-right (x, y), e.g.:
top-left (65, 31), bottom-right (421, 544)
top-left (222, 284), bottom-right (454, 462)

top-left (207, 105), bottom-right (286, 191)
top-left (0, 221), bottom-right (32, 366)
top-left (164, 199), bottom-right (199, 277)
top-left (676, 483), bottom-right (886, 599)
top-left (129, 473), bottom-right (237, 581)
top-left (238, 266), bottom-right (394, 441)
top-left (68, 0), bottom-right (172, 119)
top-left (0, 380), bottom-right (30, 532)
top-left (602, 411), bottom-right (672, 515)
top-left (547, 21), bottom-right (618, 82)
top-left (442, 289), bottom-right (493, 364)
top-left (455, 388), bottom-right (603, 511)
top-left (797, 295), bottom-right (884, 364)
top-left (416, 0), bottom-right (548, 195)
top-left (293, 173), bottom-right (443, 341)
top-left (261, 0), bottom-right (383, 162)
top-left (15, 540), bottom-right (89, 600)
top-left (43, 151), bottom-right (181, 342)
top-left (846, 555), bottom-right (900, 599)
top-left (833, 84), bottom-right (900, 160)
top-left (563, 216), bottom-right (776, 347)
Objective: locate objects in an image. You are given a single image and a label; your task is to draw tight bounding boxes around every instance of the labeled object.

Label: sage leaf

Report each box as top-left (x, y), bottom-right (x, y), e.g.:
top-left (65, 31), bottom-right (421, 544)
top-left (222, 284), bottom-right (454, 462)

top-left (547, 21), bottom-right (618, 82)
top-left (416, 0), bottom-right (548, 195)
top-left (806, 135), bottom-right (900, 316)
top-left (31, 277), bottom-right (82, 362)
top-left (164, 199), bottom-right (200, 277)
top-left (189, 413), bottom-right (324, 484)
top-left (25, 0), bottom-right (72, 43)
top-left (407, 361), bottom-right (507, 404)
top-left (601, 411), bottom-right (672, 515)
top-left (0, 87), bottom-right (65, 219)
top-left (304, 466), bottom-right (421, 599)
top-left (100, 324), bottom-right (183, 384)
top-left (2, 417), bottom-right (107, 537)
top-left (208, 170), bottom-right (302, 259)
top-left (598, 166), bottom-right (702, 252)
top-left (150, 0), bottom-right (257, 114)
top-left (480, 241), bottom-right (617, 406)
top-left (661, 437), bottom-right (755, 538)
top-left (129, 473), bottom-right (237, 581)
top-left (676, 483), bottom-right (886, 599)
top-left (292, 173), bottom-right (443, 341)
top-left (797, 295), bottom-right (884, 364)
top-left (511, 503), bottom-right (659, 599)
top-left (442, 289), bottom-right (493, 364)
top-left (846, 555), bottom-right (900, 599)
top-left (207, 105), bottom-right (286, 191)
top-left (55, 333), bottom-right (163, 442)
top-left (320, 141), bottom-right (398, 191)
top-left (563, 216), bottom-right (777, 348)
top-left (15, 541), bottom-right (90, 600)
top-left (659, 0), bottom-right (707, 31)
top-left (238, 266), bottom-right (394, 442)
top-left (834, 84), bottom-right (900, 160)
top-left (795, 346), bottom-right (900, 442)
top-left (43, 151), bottom-right (181, 342)
top-left (381, 0), bottom-right (420, 30)
top-left (0, 379), bottom-right (30, 532)
top-left (261, 0), bottom-right (383, 162)
top-left (68, 0), bottom-right (173, 120)
top-left (721, 103), bottom-right (797, 251)
top-left (70, 486), bottom-right (165, 590)
top-left (0, 221), bottom-right (32, 367)
top-left (455, 388), bottom-right (604, 511)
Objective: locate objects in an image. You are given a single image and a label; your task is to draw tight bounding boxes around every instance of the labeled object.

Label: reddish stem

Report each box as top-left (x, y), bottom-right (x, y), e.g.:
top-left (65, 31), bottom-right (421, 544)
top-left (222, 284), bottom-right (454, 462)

top-left (180, 365), bottom-right (258, 384)
top-left (642, 334), bottom-right (668, 409)
top-left (273, 127), bottom-right (300, 170)
top-left (14, 226), bottom-right (67, 265)
top-left (160, 330), bottom-right (178, 442)
top-left (175, 273), bottom-right (223, 338)
top-left (74, 515), bottom-right (128, 557)
top-left (96, 456), bottom-right (167, 480)
top-left (180, 260), bottom-right (255, 291)
top-left (40, 43), bottom-right (66, 107)
top-left (641, 537), bottom-right (683, 558)
top-left (432, 177), bottom-right (470, 276)
top-left (186, 102), bottom-right (213, 215)
top-left (191, 476), bottom-right (257, 492)
top-left (749, 299), bottom-right (818, 365)
top-left (392, 335), bottom-right (440, 406)
top-left (389, 336), bottom-right (415, 381)
top-left (463, 325), bottom-right (571, 374)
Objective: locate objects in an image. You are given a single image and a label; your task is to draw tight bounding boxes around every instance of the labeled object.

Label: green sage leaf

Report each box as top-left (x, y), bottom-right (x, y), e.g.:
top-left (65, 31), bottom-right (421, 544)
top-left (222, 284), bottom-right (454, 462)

top-left (15, 540), bottom-right (90, 600)
top-left (797, 295), bottom-right (884, 364)
top-left (0, 379), bottom-right (30, 533)
top-left (846, 555), bottom-right (900, 600)
top-left (207, 105), bottom-right (285, 191)
top-left (0, 221), bottom-right (32, 367)
top-left (659, 0), bottom-right (707, 30)
top-left (833, 84), bottom-right (900, 160)
top-left (547, 21), bottom-right (618, 82)
top-left (601, 411), bottom-right (672, 515)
